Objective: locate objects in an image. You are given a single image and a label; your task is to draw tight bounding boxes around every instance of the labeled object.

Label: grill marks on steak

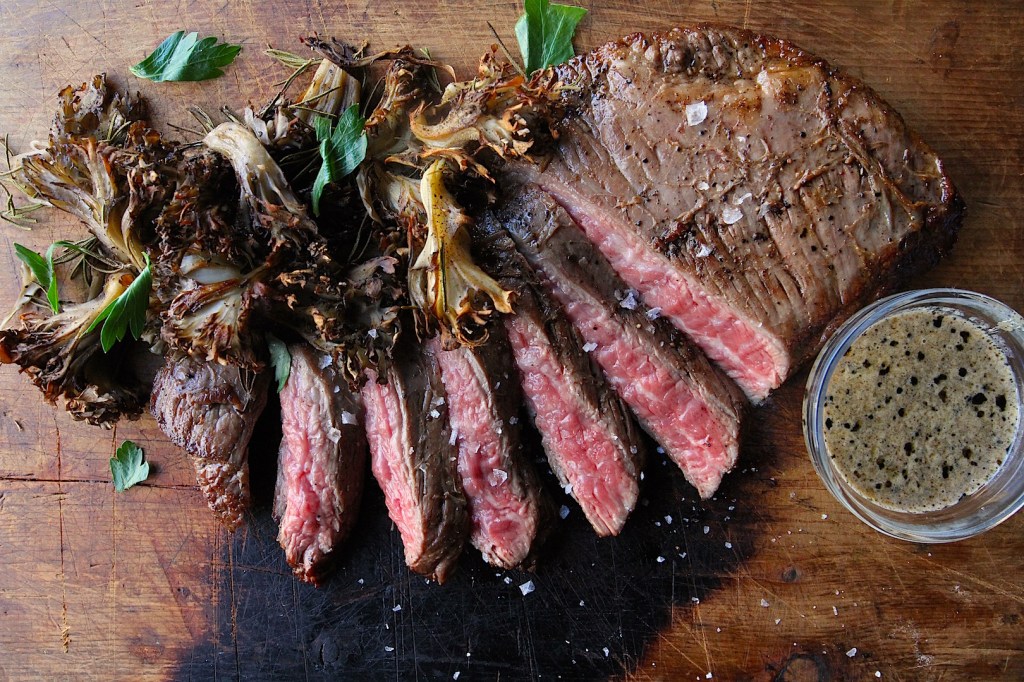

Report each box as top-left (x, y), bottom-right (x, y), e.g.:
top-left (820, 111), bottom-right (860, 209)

top-left (525, 26), bottom-right (962, 400)
top-left (361, 343), bottom-right (468, 583)
top-left (428, 333), bottom-right (544, 568)
top-left (502, 188), bottom-right (745, 499)
top-left (150, 354), bottom-right (269, 531)
top-left (475, 218), bottom-right (644, 536)
top-left (273, 345), bottom-right (367, 585)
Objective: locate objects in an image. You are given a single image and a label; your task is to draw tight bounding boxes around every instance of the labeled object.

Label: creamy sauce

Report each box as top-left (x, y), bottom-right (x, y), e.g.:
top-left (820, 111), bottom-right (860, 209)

top-left (822, 306), bottom-right (1020, 512)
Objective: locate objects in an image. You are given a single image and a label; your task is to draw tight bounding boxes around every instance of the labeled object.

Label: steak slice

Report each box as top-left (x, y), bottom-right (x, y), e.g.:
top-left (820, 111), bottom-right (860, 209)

top-left (428, 332), bottom-right (544, 568)
top-left (502, 187), bottom-right (745, 499)
top-left (475, 217), bottom-right (645, 536)
top-left (273, 344), bottom-right (367, 585)
top-left (519, 26), bottom-right (963, 400)
top-left (151, 354), bottom-right (269, 531)
top-left (361, 342), bottom-right (468, 583)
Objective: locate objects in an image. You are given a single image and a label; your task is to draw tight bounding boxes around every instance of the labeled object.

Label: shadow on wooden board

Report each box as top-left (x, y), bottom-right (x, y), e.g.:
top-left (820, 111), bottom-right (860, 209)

top-left (173, 396), bottom-right (763, 681)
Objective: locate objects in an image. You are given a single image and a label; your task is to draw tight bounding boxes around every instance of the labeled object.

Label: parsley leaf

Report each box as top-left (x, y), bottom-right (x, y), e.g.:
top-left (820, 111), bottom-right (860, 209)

top-left (266, 333), bottom-right (291, 393)
top-left (86, 254), bottom-right (153, 352)
top-left (14, 242), bottom-right (59, 312)
top-left (110, 440), bottom-right (150, 492)
top-left (311, 105), bottom-right (367, 217)
top-left (130, 31), bottom-right (241, 82)
top-left (514, 0), bottom-right (587, 74)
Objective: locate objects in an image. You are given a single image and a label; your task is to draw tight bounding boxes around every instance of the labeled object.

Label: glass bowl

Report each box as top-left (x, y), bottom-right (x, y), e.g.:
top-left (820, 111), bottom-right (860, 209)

top-left (803, 288), bottom-right (1024, 542)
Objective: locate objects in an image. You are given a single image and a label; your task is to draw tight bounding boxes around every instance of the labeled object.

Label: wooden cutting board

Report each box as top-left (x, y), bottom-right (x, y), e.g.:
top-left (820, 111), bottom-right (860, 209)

top-left (1, 1), bottom-right (1022, 680)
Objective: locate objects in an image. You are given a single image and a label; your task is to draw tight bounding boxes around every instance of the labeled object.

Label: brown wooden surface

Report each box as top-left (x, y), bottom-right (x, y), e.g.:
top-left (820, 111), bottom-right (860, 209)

top-left (1, 1), bottom-right (1023, 680)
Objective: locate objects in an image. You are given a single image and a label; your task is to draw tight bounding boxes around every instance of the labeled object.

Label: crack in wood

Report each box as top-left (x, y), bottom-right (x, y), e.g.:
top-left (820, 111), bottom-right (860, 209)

top-left (0, 474), bottom-right (199, 491)
top-left (54, 419), bottom-right (70, 653)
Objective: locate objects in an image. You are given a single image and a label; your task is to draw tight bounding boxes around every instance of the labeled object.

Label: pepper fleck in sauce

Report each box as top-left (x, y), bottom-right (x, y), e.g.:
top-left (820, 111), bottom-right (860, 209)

top-left (822, 306), bottom-right (1020, 512)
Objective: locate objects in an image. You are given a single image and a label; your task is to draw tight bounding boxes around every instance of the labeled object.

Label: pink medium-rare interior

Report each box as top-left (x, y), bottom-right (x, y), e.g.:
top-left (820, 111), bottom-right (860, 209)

top-left (434, 342), bottom-right (536, 568)
top-left (546, 286), bottom-right (737, 499)
top-left (277, 369), bottom-right (331, 569)
top-left (539, 179), bottom-right (786, 401)
top-left (505, 313), bottom-right (638, 536)
top-left (360, 371), bottom-right (425, 566)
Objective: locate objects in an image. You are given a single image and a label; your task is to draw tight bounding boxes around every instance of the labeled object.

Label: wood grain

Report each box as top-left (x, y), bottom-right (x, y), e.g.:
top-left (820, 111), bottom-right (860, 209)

top-left (0, 1), bottom-right (1022, 680)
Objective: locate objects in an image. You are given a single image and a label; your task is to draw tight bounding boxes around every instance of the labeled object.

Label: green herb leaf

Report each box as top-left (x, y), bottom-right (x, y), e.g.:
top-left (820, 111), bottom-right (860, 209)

top-left (14, 242), bottom-right (59, 312)
top-left (311, 105), bottom-right (367, 217)
top-left (110, 440), bottom-right (150, 492)
top-left (514, 0), bottom-right (587, 74)
top-left (265, 333), bottom-right (291, 393)
top-left (87, 254), bottom-right (153, 352)
top-left (130, 31), bottom-right (241, 82)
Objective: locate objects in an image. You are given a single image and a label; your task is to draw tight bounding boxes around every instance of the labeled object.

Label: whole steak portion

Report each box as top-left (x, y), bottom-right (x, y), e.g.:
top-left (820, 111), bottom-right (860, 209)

top-left (524, 26), bottom-right (963, 401)
top-left (151, 355), bottom-right (269, 531)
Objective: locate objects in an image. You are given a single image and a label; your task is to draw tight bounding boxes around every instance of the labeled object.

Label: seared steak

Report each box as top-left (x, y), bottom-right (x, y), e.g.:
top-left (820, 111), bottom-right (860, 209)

top-left (274, 344), bottom-right (367, 585)
top-left (475, 217), bottom-right (645, 536)
top-left (517, 27), bottom-right (963, 400)
top-left (428, 332), bottom-right (544, 568)
top-left (502, 187), bottom-right (745, 499)
top-left (361, 342), bottom-right (468, 583)
top-left (150, 354), bottom-right (269, 531)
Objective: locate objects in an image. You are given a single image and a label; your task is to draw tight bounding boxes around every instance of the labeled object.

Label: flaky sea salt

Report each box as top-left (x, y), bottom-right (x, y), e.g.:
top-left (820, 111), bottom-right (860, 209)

top-left (646, 307), bottom-right (663, 320)
top-left (582, 342), bottom-right (598, 352)
top-left (327, 427), bottom-right (342, 443)
top-left (760, 599), bottom-right (770, 607)
top-left (619, 290), bottom-right (639, 310)
top-left (847, 647), bottom-right (857, 657)
top-left (490, 469), bottom-right (508, 486)
top-left (341, 411), bottom-right (358, 426)
top-left (721, 205), bottom-right (744, 225)
top-left (695, 243), bottom-right (713, 258)
top-left (559, 505), bottom-right (571, 519)
top-left (449, 428), bottom-right (458, 446)
top-left (697, 180), bottom-right (710, 191)
top-left (519, 580), bottom-right (535, 596)
top-left (429, 409), bottom-right (441, 419)
top-left (685, 100), bottom-right (708, 126)
top-left (319, 354), bottom-right (333, 369)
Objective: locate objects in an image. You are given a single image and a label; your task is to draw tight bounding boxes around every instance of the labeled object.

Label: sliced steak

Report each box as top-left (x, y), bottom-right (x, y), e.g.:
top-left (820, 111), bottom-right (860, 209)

top-left (501, 188), bottom-right (745, 499)
top-left (274, 344), bottom-right (367, 585)
top-left (475, 217), bottom-right (644, 536)
top-left (518, 27), bottom-right (963, 400)
top-left (428, 332), bottom-right (544, 568)
top-left (151, 354), bottom-right (269, 531)
top-left (361, 342), bottom-right (468, 583)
